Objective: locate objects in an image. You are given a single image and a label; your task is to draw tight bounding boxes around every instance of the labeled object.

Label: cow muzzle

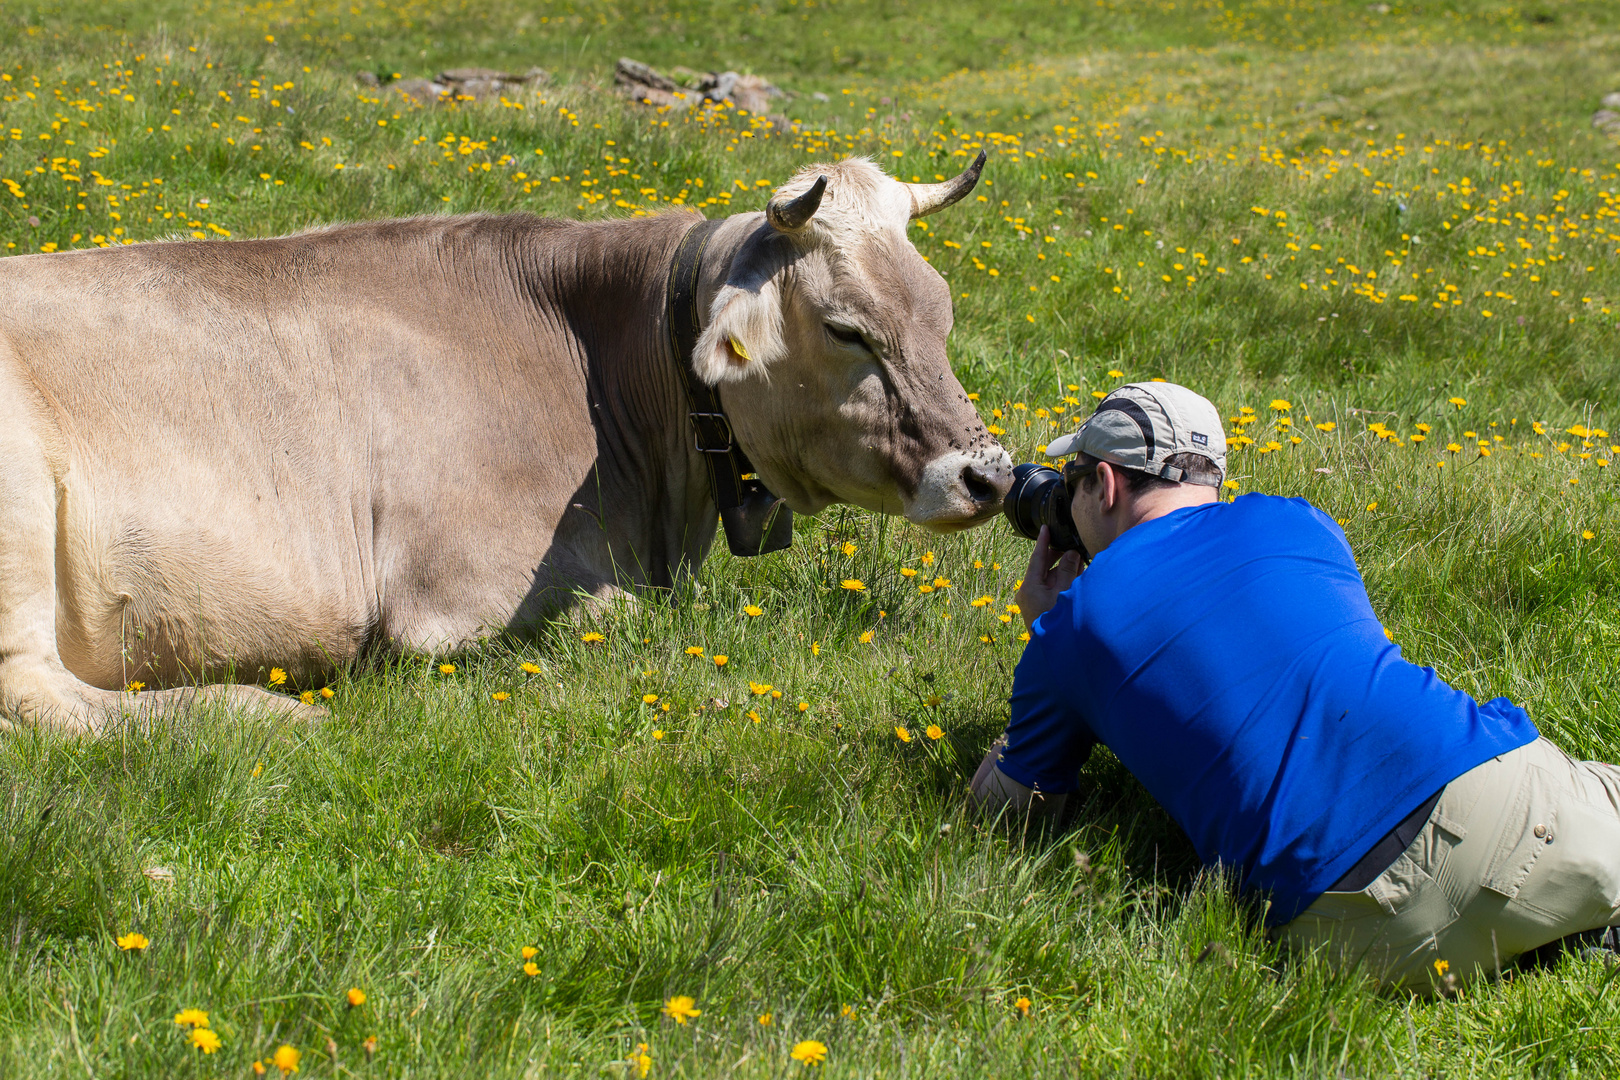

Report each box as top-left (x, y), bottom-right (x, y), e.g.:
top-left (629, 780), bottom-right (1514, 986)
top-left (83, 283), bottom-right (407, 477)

top-left (905, 449), bottom-right (1015, 532)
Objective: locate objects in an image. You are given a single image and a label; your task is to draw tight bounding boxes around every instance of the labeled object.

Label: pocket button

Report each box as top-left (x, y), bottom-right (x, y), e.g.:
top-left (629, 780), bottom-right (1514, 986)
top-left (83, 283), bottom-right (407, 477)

top-left (1533, 823), bottom-right (1547, 839)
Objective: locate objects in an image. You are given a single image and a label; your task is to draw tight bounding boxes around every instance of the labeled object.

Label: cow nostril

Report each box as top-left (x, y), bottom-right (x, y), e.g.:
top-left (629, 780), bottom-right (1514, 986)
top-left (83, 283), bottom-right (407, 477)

top-left (960, 463), bottom-right (999, 505)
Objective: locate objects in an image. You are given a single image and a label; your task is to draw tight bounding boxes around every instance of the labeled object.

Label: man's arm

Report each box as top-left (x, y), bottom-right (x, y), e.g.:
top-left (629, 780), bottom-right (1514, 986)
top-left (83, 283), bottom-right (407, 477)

top-left (1015, 525), bottom-right (1084, 631)
top-left (970, 736), bottom-right (1070, 819)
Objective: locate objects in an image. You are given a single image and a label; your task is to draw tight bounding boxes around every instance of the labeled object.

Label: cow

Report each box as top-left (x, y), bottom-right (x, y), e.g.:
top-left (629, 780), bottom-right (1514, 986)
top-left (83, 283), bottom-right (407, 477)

top-left (0, 154), bottom-right (1012, 732)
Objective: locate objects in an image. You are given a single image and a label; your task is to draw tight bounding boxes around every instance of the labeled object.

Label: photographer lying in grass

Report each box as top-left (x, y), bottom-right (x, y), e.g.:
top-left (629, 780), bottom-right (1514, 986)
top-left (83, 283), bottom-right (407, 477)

top-left (972, 381), bottom-right (1620, 992)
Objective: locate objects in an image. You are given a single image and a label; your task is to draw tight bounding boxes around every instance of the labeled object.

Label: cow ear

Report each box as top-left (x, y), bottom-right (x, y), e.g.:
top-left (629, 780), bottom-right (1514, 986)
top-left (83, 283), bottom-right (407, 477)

top-left (693, 282), bottom-right (784, 384)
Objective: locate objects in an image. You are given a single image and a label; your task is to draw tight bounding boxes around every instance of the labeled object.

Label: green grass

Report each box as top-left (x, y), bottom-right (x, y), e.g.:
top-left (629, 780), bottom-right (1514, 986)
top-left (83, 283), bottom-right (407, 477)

top-left (4, 0), bottom-right (1620, 1074)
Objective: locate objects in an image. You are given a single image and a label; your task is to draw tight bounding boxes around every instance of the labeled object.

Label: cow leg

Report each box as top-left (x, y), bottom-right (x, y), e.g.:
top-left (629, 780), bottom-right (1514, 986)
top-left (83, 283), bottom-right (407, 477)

top-left (0, 387), bottom-right (309, 733)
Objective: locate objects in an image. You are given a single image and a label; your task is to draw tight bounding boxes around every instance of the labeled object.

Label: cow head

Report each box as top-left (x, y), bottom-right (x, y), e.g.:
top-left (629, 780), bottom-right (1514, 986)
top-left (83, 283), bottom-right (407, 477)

top-left (692, 155), bottom-right (1012, 532)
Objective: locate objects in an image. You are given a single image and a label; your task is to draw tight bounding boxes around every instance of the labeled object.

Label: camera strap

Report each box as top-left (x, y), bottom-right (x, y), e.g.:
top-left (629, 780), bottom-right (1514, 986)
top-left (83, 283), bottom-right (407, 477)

top-left (665, 217), bottom-right (793, 557)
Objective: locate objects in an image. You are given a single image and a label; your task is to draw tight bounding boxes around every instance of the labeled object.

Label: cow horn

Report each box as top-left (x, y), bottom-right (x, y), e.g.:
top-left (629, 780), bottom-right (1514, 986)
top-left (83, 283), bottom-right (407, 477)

top-left (905, 151), bottom-right (987, 218)
top-left (767, 175), bottom-right (827, 232)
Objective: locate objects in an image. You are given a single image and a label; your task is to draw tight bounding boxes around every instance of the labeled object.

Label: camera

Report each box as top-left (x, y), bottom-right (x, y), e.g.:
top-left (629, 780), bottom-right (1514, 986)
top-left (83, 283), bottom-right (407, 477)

top-left (1002, 463), bottom-right (1088, 557)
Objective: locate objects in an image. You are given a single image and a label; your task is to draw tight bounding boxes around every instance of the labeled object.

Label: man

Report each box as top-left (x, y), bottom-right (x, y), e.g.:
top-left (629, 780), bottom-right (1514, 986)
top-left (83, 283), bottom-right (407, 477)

top-left (972, 381), bottom-right (1620, 992)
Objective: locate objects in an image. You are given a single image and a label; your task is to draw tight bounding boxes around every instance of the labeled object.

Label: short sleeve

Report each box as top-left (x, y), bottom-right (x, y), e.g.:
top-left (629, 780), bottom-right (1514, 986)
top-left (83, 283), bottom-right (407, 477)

top-left (997, 592), bottom-right (1096, 793)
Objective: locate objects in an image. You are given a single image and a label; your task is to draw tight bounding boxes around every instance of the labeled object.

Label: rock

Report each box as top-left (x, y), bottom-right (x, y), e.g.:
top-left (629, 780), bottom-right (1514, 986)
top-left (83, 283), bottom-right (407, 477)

top-left (1603, 91), bottom-right (1620, 109)
top-left (614, 56), bottom-right (787, 126)
top-left (359, 66), bottom-right (548, 106)
top-left (1594, 108), bottom-right (1620, 134)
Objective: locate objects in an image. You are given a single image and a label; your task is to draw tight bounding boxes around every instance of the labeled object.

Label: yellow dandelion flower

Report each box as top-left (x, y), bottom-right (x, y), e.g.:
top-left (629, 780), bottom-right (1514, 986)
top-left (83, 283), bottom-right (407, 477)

top-left (251, 761), bottom-right (264, 777)
top-left (523, 961), bottom-right (540, 977)
top-left (749, 681), bottom-right (773, 696)
top-left (347, 988), bottom-right (366, 1007)
top-left (521, 662), bottom-right (542, 674)
top-left (268, 668), bottom-right (287, 686)
top-left (1384, 627), bottom-right (1395, 642)
top-left (758, 1012), bottom-right (772, 1026)
top-left (173, 1009), bottom-right (209, 1029)
top-left (521, 945), bottom-right (538, 959)
top-left (643, 694), bottom-right (659, 704)
top-left (925, 724), bottom-right (944, 740)
top-left (438, 663), bottom-right (456, 674)
top-left (791, 1040), bottom-right (828, 1066)
top-left (894, 726), bottom-right (913, 743)
top-left (685, 645), bottom-right (705, 656)
top-left (798, 701), bottom-right (810, 712)
top-left (1014, 996), bottom-right (1031, 1016)
top-left (116, 932), bottom-right (149, 951)
top-left (921, 551), bottom-right (935, 566)
top-left (125, 681), bottom-right (145, 693)
top-left (713, 654), bottom-right (729, 667)
top-left (662, 995), bottom-right (701, 1024)
top-left (319, 687), bottom-right (335, 699)
top-left (840, 541), bottom-right (858, 556)
top-left (190, 1029), bottom-right (222, 1053)
top-left (630, 1043), bottom-right (652, 1079)
top-left (1448, 397), bottom-right (1467, 409)
top-left (840, 579), bottom-right (867, 592)
top-left (272, 1045), bottom-right (301, 1075)
top-left (900, 567), bottom-right (918, 578)
top-left (748, 710), bottom-right (762, 723)
top-left (254, 1063), bottom-right (267, 1076)
top-left (743, 605), bottom-right (763, 617)
top-left (1446, 443), bottom-right (1462, 453)
top-left (1315, 421), bottom-right (1336, 432)
top-left (491, 691), bottom-right (510, 702)
top-left (859, 629), bottom-right (875, 644)
top-left (1269, 399), bottom-right (1291, 411)
top-left (580, 632), bottom-right (605, 643)
top-left (1107, 369), bottom-right (1124, 378)
top-left (653, 729), bottom-right (665, 740)
top-left (1433, 959), bottom-right (1450, 977)
top-left (300, 690), bottom-right (315, 705)
top-left (811, 641), bottom-right (821, 656)
top-left (1582, 529), bottom-right (1595, 540)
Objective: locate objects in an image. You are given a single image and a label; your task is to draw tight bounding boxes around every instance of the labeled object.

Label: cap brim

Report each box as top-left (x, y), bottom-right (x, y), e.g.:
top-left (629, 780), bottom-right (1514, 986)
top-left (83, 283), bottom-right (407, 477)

top-left (1044, 431), bottom-right (1084, 457)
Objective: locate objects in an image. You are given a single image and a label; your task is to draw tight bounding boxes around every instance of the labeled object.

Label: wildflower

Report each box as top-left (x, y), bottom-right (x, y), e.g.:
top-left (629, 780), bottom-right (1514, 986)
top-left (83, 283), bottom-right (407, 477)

top-left (713, 654), bottom-right (729, 667)
top-left (643, 694), bottom-right (659, 704)
top-left (269, 668), bottom-right (287, 686)
top-left (300, 690), bottom-right (315, 705)
top-left (840, 1004), bottom-right (858, 1018)
top-left (173, 1009), bottom-right (209, 1029)
top-left (653, 729), bottom-right (665, 740)
top-left (1433, 959), bottom-right (1450, 977)
top-left (1014, 996), bottom-right (1031, 1016)
top-left (630, 1043), bottom-right (652, 1079)
top-left (1448, 397), bottom-right (1467, 409)
top-left (272, 1045), bottom-right (301, 1075)
top-left (491, 691), bottom-right (510, 702)
top-left (925, 724), bottom-right (944, 740)
top-left (521, 662), bottom-right (542, 674)
top-left (254, 1063), bottom-right (267, 1076)
top-left (362, 1037), bottom-right (377, 1060)
top-left (1107, 369), bottom-right (1124, 378)
top-left (758, 1013), bottom-right (773, 1026)
top-left (1384, 627), bottom-right (1395, 642)
top-left (1366, 502), bottom-right (1378, 512)
top-left (748, 710), bottom-right (762, 723)
top-left (685, 646), bottom-right (704, 657)
top-left (347, 988), bottom-right (366, 1007)
top-left (662, 995), bottom-right (702, 1024)
top-left (116, 932), bottom-right (149, 951)
top-left (900, 567), bottom-right (918, 578)
top-left (791, 1040), bottom-right (829, 1067)
top-left (252, 761), bottom-right (264, 777)
top-left (523, 961), bottom-right (540, 976)
top-left (1314, 421), bottom-right (1336, 432)
top-left (1270, 399), bottom-right (1291, 411)
top-left (190, 1028), bottom-right (222, 1053)
top-left (933, 577), bottom-right (951, 588)
top-left (320, 687), bottom-right (335, 699)
top-left (1446, 443), bottom-right (1462, 453)
top-left (522, 945), bottom-right (538, 959)
top-left (743, 605), bottom-right (763, 617)
top-left (811, 641), bottom-right (821, 656)
top-left (438, 663), bottom-right (456, 674)
top-left (749, 681), bottom-right (773, 696)
top-left (580, 632), bottom-right (605, 643)
top-left (895, 726), bottom-right (913, 743)
top-left (840, 541), bottom-right (858, 556)
top-left (859, 629), bottom-right (875, 644)
top-left (921, 551), bottom-right (935, 566)
top-left (840, 579), bottom-right (867, 592)
top-left (125, 681), bottom-right (145, 693)
top-left (1583, 530), bottom-right (1596, 540)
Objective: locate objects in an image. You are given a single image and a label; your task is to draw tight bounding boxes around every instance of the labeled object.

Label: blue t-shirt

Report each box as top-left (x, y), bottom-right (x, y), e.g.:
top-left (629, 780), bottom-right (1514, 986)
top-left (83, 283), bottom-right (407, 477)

top-left (1000, 493), bottom-right (1537, 925)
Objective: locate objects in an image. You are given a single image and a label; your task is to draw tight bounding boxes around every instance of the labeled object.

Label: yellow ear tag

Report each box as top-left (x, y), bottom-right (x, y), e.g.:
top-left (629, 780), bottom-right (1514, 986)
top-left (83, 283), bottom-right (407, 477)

top-left (729, 336), bottom-right (752, 362)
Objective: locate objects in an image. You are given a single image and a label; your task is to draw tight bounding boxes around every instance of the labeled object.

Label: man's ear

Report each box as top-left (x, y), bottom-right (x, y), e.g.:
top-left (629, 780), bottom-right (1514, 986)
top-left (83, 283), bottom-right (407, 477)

top-left (1097, 461), bottom-right (1124, 513)
top-left (692, 279), bottom-right (785, 385)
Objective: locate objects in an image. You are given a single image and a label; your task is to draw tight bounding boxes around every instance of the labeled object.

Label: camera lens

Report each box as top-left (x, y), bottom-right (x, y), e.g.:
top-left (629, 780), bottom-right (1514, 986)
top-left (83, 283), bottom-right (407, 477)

top-left (1003, 463), bottom-right (1087, 556)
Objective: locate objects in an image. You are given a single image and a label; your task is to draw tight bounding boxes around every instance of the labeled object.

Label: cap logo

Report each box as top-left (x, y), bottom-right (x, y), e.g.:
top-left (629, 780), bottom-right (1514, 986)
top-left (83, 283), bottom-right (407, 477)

top-left (1190, 431), bottom-right (1208, 447)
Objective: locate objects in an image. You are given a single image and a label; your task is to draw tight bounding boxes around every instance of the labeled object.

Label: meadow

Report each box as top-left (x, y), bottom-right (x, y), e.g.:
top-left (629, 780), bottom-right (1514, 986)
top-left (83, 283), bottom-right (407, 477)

top-left (3, 0), bottom-right (1620, 1074)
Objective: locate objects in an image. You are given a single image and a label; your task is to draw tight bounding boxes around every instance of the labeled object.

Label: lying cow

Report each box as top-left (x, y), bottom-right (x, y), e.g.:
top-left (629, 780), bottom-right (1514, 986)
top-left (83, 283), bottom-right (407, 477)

top-left (0, 155), bottom-right (1011, 731)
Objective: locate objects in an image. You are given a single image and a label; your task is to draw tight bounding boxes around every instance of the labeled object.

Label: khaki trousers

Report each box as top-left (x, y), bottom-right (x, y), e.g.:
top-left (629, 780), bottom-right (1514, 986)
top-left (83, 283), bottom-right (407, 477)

top-left (1278, 737), bottom-right (1620, 992)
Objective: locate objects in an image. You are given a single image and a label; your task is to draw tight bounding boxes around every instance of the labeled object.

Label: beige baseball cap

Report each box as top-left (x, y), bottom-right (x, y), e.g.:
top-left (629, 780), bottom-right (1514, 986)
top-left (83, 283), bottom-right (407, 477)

top-left (1045, 382), bottom-right (1227, 486)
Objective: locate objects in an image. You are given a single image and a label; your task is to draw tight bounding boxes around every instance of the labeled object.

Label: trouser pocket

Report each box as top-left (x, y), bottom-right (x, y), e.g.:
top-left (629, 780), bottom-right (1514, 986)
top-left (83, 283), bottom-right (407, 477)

top-left (1478, 761), bottom-right (1620, 951)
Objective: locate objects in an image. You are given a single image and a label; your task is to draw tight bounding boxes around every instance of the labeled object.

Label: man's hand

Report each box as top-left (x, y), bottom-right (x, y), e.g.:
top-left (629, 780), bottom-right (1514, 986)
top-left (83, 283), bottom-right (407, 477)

top-left (1015, 525), bottom-right (1084, 631)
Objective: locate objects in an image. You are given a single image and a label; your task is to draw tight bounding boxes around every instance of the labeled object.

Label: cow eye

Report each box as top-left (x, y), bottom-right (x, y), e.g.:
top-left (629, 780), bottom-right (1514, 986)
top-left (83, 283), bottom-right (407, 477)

top-left (825, 322), bottom-right (871, 352)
